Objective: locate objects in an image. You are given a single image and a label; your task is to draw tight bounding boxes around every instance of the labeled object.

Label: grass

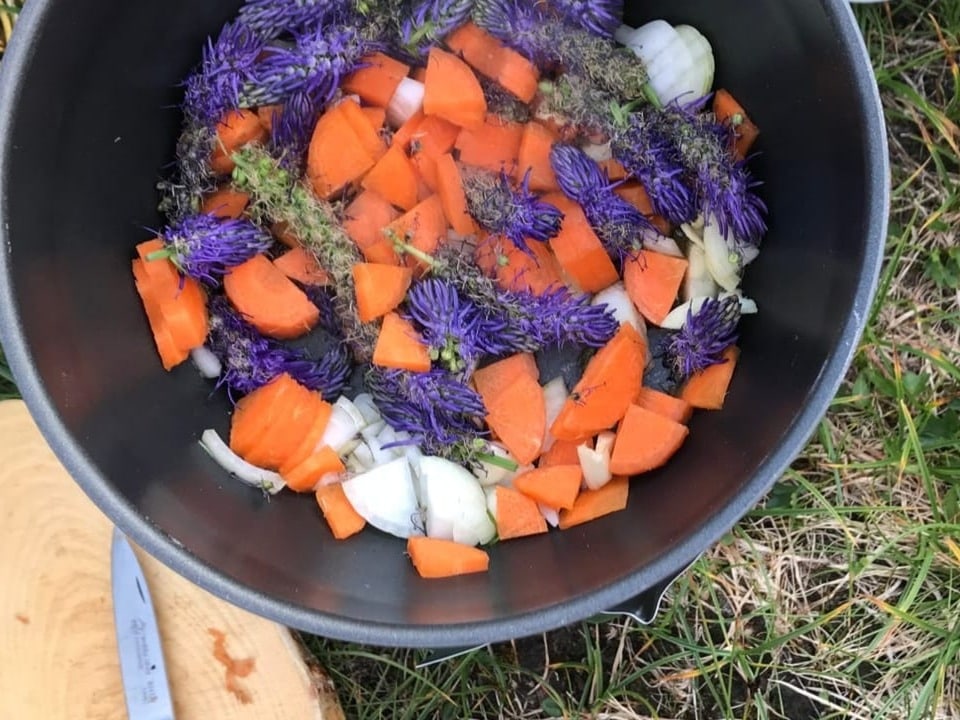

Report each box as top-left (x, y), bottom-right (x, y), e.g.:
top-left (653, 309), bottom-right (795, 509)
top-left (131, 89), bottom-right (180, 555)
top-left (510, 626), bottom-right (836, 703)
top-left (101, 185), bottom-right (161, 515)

top-left (2, 1), bottom-right (959, 718)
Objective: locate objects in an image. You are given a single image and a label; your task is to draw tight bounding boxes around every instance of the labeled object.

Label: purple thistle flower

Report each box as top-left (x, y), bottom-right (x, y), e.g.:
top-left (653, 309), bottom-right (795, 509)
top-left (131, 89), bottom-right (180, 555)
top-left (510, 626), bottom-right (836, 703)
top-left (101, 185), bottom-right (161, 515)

top-left (366, 367), bottom-right (488, 459)
top-left (659, 107), bottom-right (767, 244)
top-left (462, 169), bottom-right (564, 255)
top-left (269, 89), bottom-right (317, 172)
top-left (183, 21), bottom-right (265, 126)
top-left (666, 295), bottom-right (740, 380)
top-left (550, 144), bottom-right (655, 259)
top-left (154, 214), bottom-right (273, 285)
top-left (400, 0), bottom-right (474, 61)
top-left (547, 0), bottom-right (622, 38)
top-left (610, 109), bottom-right (697, 225)
top-left (207, 297), bottom-right (352, 400)
top-left (246, 24), bottom-right (368, 108)
top-left (302, 285), bottom-right (343, 337)
top-left (405, 278), bottom-right (509, 372)
top-left (237, 0), bottom-right (351, 39)
top-left (514, 288), bottom-right (620, 350)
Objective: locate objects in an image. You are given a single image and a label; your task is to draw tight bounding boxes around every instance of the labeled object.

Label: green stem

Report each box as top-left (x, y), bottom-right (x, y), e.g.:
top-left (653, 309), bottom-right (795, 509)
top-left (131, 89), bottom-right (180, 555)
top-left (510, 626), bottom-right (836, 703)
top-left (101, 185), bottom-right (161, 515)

top-left (476, 453), bottom-right (519, 472)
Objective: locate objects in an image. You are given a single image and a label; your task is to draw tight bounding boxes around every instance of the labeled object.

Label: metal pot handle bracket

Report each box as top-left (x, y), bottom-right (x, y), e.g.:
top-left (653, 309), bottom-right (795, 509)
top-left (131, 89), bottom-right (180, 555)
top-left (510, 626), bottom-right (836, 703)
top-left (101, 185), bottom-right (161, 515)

top-left (414, 559), bottom-right (697, 668)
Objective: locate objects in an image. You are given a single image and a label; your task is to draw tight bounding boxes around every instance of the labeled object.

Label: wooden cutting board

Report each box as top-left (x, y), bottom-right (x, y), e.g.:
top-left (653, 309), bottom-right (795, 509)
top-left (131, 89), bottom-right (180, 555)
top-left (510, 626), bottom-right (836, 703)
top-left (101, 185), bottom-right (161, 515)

top-left (0, 400), bottom-right (344, 720)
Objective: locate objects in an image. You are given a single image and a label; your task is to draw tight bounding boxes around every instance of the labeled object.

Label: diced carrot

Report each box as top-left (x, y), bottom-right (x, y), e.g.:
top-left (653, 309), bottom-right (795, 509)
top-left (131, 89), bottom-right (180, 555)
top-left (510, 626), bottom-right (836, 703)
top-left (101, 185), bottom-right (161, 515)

top-left (257, 104), bottom-right (283, 132)
top-left (680, 346), bottom-right (740, 410)
top-left (635, 387), bottom-right (693, 424)
top-left (495, 485), bottom-right (548, 540)
top-left (342, 52), bottom-right (412, 108)
top-left (271, 221), bottom-right (301, 249)
top-left (223, 254), bottom-right (320, 340)
top-left (279, 399), bottom-right (334, 476)
top-left (272, 246), bottom-right (331, 286)
top-left (410, 150), bottom-right (440, 193)
top-left (494, 46), bottom-right (539, 103)
top-left (383, 195), bottom-right (448, 274)
top-left (623, 251), bottom-right (689, 326)
top-left (361, 106), bottom-right (387, 132)
top-left (483, 372), bottom-right (545, 465)
top-left (454, 114), bottom-right (524, 173)
top-left (338, 97), bottom-right (388, 161)
top-left (495, 241), bottom-right (564, 296)
top-left (391, 109), bottom-right (425, 149)
top-left (284, 446), bottom-right (346, 493)
top-left (306, 103), bottom-right (378, 199)
top-left (373, 312), bottom-right (432, 372)
top-left (516, 122), bottom-right (560, 192)
top-left (406, 536), bottom-right (490, 578)
top-left (609, 404), bottom-right (689, 475)
top-left (550, 324), bottom-right (646, 442)
top-left (229, 373), bottom-right (300, 458)
top-left (472, 353), bottom-right (539, 402)
top-left (599, 158), bottom-right (627, 182)
top-left (131, 259), bottom-right (189, 370)
top-left (542, 193), bottom-right (619, 294)
top-left (211, 109), bottom-right (267, 175)
top-left (361, 144), bottom-right (420, 211)
top-left (410, 115), bottom-right (461, 157)
top-left (538, 438), bottom-right (590, 468)
top-left (558, 476), bottom-right (629, 529)
top-left (444, 21), bottom-right (504, 80)
top-left (714, 89), bottom-right (759, 160)
top-left (343, 190), bottom-right (402, 265)
top-left (353, 262), bottom-right (413, 322)
top-left (245, 383), bottom-right (322, 470)
top-left (434, 153), bottom-right (479, 236)
top-left (201, 188), bottom-right (250, 219)
top-left (316, 483), bottom-right (366, 539)
top-left (614, 183), bottom-right (672, 236)
top-left (135, 238), bottom-right (181, 287)
top-left (423, 47), bottom-right (487, 129)
top-left (513, 465), bottom-right (582, 511)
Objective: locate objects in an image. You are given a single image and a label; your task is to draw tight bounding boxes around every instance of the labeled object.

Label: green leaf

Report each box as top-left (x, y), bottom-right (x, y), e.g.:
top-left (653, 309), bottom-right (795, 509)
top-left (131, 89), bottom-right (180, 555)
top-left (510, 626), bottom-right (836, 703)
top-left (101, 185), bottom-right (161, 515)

top-left (924, 247), bottom-right (960, 290)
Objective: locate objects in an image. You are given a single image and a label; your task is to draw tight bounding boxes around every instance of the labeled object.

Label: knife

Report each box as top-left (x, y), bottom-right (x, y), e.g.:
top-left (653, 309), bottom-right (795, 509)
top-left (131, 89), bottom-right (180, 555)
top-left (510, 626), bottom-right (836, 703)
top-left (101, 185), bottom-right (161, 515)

top-left (111, 527), bottom-right (177, 720)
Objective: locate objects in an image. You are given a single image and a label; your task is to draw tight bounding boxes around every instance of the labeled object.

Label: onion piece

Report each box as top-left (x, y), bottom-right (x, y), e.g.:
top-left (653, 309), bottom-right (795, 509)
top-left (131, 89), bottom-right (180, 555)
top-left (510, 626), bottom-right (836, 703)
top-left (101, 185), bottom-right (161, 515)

top-left (351, 393), bottom-right (383, 426)
top-left (540, 377), bottom-right (569, 454)
top-left (625, 20), bottom-right (701, 106)
top-left (702, 219), bottom-right (742, 292)
top-left (321, 398), bottom-right (367, 453)
top-left (349, 440), bottom-right (375, 470)
top-left (190, 346), bottom-right (222, 379)
top-left (578, 431), bottom-right (615, 490)
top-left (539, 504), bottom-right (560, 528)
top-left (386, 77), bottom-right (424, 128)
top-left (342, 457), bottom-right (423, 538)
top-left (674, 25), bottom-right (715, 96)
top-left (642, 232), bottom-right (684, 258)
top-left (591, 283), bottom-right (650, 364)
top-left (199, 429), bottom-right (285, 494)
top-left (580, 140), bottom-right (613, 163)
top-left (420, 456), bottom-right (496, 546)
top-left (660, 296), bottom-right (710, 330)
top-left (683, 243), bottom-right (719, 302)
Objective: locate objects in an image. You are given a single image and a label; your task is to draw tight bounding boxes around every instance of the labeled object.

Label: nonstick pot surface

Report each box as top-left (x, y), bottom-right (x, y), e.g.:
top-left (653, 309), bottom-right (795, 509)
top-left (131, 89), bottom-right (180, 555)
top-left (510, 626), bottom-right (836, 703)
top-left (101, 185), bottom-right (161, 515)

top-left (0, 0), bottom-right (887, 647)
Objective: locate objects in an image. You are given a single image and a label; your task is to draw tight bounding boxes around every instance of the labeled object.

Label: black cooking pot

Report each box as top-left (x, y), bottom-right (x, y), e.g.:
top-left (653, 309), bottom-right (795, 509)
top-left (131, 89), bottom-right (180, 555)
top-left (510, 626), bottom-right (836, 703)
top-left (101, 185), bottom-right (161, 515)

top-left (0, 0), bottom-right (887, 648)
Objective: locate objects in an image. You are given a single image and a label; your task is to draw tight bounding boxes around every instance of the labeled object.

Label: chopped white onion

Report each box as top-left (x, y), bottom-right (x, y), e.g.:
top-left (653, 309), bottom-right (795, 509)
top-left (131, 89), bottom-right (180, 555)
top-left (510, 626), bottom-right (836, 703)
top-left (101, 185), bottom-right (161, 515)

top-left (591, 283), bottom-right (650, 364)
top-left (540, 377), bottom-right (569, 454)
top-left (660, 296), bottom-right (710, 330)
top-left (351, 393), bottom-right (383, 426)
top-left (338, 438), bottom-right (362, 458)
top-left (316, 471), bottom-right (344, 488)
top-left (360, 419), bottom-right (386, 445)
top-left (190, 346), bottom-right (222, 379)
top-left (578, 431), bottom-right (615, 490)
top-left (199, 429), bottom-right (285, 494)
top-left (623, 20), bottom-right (702, 106)
top-left (642, 232), bottom-right (684, 258)
top-left (420, 456), bottom-right (496, 546)
top-left (473, 443), bottom-right (521, 487)
top-left (342, 457), bottom-right (423, 538)
top-left (485, 486), bottom-right (497, 519)
top-left (680, 221), bottom-right (705, 249)
top-left (683, 243), bottom-right (720, 302)
top-left (702, 219), bottom-right (742, 292)
top-left (538, 503), bottom-right (560, 528)
top-left (321, 399), bottom-right (367, 453)
top-left (350, 440), bottom-right (376, 470)
top-left (674, 25), bottom-right (715, 96)
top-left (386, 77), bottom-right (424, 128)
top-left (580, 140), bottom-right (613, 163)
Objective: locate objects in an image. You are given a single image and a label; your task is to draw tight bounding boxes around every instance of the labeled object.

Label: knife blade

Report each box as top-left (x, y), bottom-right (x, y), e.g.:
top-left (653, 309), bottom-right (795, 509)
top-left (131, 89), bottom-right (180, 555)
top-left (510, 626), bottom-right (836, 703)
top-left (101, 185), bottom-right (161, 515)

top-left (111, 527), bottom-right (176, 720)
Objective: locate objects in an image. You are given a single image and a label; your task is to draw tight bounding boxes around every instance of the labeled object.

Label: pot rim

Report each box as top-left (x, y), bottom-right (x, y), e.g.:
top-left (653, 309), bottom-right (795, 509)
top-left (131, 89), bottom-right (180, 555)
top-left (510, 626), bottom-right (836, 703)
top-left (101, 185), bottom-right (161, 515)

top-left (0, 0), bottom-right (889, 648)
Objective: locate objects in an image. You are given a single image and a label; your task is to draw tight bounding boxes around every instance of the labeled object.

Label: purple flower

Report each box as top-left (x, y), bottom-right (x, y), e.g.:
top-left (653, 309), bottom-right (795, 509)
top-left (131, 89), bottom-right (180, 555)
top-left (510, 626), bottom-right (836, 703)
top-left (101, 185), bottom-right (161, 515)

top-left (183, 21), bottom-right (265, 126)
top-left (550, 144), bottom-right (655, 259)
top-left (610, 109), bottom-right (697, 225)
top-left (246, 24), bottom-right (367, 108)
top-left (366, 367), bottom-right (488, 459)
top-left (548, 0), bottom-right (622, 38)
top-left (268, 89), bottom-right (317, 172)
top-left (207, 297), bottom-right (352, 400)
top-left (237, 0), bottom-right (351, 39)
top-left (514, 288), bottom-right (620, 350)
top-left (400, 0), bottom-right (474, 60)
top-left (462, 169), bottom-right (564, 255)
top-left (154, 214), bottom-right (273, 285)
top-left (405, 279), bottom-right (509, 372)
top-left (666, 296), bottom-right (740, 380)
